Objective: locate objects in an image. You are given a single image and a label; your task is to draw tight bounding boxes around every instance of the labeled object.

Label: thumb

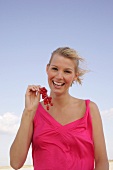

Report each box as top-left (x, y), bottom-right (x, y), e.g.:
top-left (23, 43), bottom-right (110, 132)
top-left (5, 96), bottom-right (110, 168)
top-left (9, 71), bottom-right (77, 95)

top-left (36, 90), bottom-right (41, 102)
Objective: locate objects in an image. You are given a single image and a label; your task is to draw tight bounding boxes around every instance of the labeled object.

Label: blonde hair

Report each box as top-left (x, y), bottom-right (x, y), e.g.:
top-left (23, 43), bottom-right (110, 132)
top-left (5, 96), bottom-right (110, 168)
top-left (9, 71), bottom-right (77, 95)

top-left (48, 47), bottom-right (88, 85)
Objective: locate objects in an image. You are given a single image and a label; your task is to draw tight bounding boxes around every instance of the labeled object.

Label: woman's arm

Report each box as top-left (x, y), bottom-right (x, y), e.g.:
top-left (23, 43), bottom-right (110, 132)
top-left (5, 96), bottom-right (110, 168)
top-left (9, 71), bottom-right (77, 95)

top-left (90, 101), bottom-right (109, 170)
top-left (10, 85), bottom-right (41, 169)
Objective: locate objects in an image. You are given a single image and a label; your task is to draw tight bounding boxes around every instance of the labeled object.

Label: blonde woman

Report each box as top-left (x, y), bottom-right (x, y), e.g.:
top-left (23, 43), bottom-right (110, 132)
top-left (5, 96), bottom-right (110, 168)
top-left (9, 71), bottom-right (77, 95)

top-left (10, 47), bottom-right (109, 170)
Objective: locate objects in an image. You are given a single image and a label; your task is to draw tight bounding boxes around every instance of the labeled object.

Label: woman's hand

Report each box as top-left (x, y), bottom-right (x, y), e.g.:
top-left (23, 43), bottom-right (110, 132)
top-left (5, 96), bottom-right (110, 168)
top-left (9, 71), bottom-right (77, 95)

top-left (25, 85), bottom-right (41, 113)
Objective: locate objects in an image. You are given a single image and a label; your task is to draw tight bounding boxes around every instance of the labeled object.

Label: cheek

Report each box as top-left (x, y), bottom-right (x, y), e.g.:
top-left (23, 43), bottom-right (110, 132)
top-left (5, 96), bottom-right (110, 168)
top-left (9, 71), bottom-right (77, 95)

top-left (65, 75), bottom-right (74, 84)
top-left (47, 71), bottom-right (54, 79)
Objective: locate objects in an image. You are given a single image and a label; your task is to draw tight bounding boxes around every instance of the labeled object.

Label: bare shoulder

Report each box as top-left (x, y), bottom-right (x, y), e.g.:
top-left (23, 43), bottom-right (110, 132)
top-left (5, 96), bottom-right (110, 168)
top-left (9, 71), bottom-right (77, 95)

top-left (89, 100), bottom-right (99, 111)
top-left (89, 100), bottom-right (101, 120)
top-left (89, 100), bottom-right (104, 130)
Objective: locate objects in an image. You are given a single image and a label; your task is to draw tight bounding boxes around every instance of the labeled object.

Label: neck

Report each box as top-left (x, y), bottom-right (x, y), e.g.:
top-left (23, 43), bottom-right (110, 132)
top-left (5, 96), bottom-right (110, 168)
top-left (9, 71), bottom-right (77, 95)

top-left (50, 91), bottom-right (72, 107)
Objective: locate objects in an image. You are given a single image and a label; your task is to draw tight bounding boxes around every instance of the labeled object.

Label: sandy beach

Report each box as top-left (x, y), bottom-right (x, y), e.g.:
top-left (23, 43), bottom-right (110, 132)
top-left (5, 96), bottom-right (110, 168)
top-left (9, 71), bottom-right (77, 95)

top-left (0, 165), bottom-right (33, 170)
top-left (109, 160), bottom-right (113, 170)
top-left (0, 161), bottom-right (113, 170)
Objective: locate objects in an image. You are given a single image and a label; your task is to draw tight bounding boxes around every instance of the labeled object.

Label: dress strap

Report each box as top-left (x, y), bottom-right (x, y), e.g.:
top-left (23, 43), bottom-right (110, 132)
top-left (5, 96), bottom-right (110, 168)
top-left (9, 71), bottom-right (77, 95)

top-left (85, 100), bottom-right (90, 114)
top-left (85, 99), bottom-right (90, 106)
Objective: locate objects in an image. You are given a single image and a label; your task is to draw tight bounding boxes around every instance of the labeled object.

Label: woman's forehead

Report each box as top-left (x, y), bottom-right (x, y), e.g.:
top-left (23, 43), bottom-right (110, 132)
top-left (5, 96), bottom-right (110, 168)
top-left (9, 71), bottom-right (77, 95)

top-left (50, 54), bottom-right (76, 69)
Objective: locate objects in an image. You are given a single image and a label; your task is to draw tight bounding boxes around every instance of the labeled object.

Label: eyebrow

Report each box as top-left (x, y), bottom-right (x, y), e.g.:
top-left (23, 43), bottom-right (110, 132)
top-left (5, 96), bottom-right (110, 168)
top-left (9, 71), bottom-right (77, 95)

top-left (50, 65), bottom-right (73, 71)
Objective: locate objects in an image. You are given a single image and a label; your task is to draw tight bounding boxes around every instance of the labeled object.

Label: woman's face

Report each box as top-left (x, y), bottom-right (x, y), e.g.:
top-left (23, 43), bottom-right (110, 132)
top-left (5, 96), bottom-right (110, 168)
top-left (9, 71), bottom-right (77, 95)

top-left (46, 54), bottom-right (77, 95)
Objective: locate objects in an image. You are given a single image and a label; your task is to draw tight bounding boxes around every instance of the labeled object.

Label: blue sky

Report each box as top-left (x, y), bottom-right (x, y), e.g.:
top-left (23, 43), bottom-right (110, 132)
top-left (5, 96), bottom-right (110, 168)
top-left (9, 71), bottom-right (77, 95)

top-left (0, 0), bottom-right (113, 166)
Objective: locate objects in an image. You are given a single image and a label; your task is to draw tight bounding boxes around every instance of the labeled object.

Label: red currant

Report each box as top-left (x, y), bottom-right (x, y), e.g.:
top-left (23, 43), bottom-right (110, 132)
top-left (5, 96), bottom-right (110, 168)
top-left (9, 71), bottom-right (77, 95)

top-left (46, 105), bottom-right (49, 110)
top-left (39, 87), bottom-right (53, 110)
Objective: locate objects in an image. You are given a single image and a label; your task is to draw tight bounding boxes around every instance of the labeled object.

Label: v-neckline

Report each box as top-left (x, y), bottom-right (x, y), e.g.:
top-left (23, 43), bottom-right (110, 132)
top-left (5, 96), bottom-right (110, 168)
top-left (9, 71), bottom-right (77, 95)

top-left (38, 100), bottom-right (89, 128)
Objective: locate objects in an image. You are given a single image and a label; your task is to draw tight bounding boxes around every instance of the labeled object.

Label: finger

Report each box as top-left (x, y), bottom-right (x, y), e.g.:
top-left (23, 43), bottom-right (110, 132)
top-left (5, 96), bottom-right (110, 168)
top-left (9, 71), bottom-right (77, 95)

top-left (34, 85), bottom-right (41, 92)
top-left (36, 90), bottom-right (41, 101)
top-left (25, 85), bottom-right (40, 96)
top-left (28, 85), bottom-right (41, 92)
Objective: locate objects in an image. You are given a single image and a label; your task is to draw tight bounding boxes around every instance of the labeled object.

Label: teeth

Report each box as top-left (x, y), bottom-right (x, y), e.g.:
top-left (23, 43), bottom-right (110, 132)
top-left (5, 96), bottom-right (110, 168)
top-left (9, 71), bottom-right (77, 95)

top-left (53, 81), bottom-right (64, 86)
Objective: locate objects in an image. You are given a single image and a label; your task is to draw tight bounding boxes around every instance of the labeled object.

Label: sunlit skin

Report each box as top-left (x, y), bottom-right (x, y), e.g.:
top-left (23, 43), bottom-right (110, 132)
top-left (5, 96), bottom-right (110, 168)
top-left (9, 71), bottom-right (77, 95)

top-left (46, 54), bottom-right (78, 98)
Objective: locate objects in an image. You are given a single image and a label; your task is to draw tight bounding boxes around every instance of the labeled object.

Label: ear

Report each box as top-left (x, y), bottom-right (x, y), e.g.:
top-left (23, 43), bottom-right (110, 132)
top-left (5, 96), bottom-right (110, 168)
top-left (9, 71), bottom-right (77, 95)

top-left (73, 72), bottom-right (79, 81)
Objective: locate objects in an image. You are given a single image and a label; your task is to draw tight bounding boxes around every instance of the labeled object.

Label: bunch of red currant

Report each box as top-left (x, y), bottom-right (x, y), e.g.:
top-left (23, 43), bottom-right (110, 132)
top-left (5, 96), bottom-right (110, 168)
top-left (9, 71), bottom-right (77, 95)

top-left (39, 87), bottom-right (53, 110)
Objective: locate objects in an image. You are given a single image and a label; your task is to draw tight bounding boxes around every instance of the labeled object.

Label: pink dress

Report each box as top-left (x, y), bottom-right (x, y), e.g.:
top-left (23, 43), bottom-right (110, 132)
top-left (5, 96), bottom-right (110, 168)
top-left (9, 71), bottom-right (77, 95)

top-left (32, 100), bottom-right (94, 170)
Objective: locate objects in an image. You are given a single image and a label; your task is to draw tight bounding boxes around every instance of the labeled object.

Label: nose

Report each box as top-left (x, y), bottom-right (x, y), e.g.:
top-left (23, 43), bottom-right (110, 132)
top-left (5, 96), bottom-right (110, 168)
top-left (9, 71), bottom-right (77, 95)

top-left (56, 71), bottom-right (63, 79)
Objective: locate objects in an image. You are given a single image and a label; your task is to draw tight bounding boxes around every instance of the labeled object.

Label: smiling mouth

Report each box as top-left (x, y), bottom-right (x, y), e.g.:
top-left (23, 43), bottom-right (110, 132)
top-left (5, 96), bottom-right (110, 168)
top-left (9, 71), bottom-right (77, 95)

top-left (52, 81), bottom-right (65, 86)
